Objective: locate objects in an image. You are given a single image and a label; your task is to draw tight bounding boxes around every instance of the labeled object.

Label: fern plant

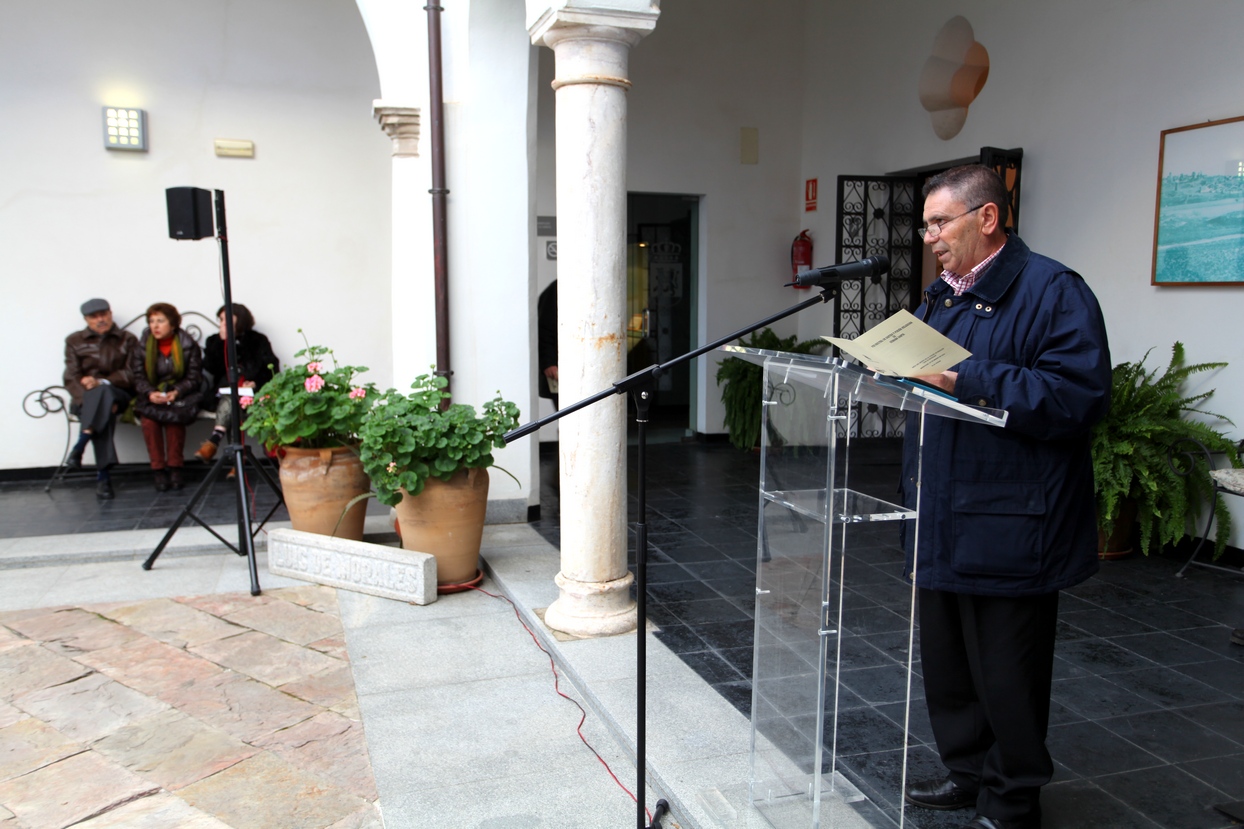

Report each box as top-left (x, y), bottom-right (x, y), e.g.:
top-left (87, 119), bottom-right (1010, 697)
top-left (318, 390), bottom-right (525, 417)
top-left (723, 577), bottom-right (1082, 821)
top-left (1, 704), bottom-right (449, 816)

top-left (715, 328), bottom-right (827, 451)
top-left (1092, 342), bottom-right (1240, 557)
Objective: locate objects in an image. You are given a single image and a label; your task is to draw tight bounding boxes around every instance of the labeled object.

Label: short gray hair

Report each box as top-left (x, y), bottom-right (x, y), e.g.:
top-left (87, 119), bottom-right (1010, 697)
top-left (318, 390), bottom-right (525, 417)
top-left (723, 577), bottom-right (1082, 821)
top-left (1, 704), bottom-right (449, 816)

top-left (923, 164), bottom-right (1008, 218)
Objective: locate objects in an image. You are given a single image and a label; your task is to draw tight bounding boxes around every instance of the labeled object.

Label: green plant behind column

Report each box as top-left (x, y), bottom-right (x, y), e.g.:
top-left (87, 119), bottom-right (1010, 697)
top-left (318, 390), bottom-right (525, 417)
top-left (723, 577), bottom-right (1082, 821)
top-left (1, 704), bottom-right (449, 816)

top-left (1092, 341), bottom-right (1241, 557)
top-left (715, 327), bottom-right (828, 451)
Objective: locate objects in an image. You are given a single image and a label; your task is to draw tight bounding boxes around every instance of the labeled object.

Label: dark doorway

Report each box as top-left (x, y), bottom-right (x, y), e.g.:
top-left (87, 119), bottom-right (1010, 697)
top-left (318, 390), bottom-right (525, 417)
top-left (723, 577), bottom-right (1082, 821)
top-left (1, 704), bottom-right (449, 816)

top-left (626, 193), bottom-right (698, 442)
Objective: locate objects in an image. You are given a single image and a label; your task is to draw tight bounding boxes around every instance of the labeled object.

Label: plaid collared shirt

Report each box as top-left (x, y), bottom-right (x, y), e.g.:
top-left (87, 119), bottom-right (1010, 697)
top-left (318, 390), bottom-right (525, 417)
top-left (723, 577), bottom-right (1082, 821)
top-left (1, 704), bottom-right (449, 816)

top-left (940, 242), bottom-right (1006, 296)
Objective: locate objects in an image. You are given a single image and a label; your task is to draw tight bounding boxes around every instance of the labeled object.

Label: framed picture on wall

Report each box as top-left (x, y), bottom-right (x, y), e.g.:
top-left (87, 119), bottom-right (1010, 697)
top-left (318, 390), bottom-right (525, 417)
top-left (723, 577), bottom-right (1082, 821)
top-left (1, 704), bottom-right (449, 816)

top-left (1151, 114), bottom-right (1244, 286)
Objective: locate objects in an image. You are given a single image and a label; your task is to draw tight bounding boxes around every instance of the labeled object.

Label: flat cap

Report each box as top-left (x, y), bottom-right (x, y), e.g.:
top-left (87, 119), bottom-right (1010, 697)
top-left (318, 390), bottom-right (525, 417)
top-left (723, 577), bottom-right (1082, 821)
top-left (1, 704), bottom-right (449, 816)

top-left (80, 298), bottom-right (110, 316)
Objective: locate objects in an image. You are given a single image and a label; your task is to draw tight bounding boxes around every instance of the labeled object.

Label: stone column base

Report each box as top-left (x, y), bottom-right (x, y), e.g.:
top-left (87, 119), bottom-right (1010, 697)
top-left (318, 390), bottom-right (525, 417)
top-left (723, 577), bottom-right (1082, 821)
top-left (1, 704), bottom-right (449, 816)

top-left (544, 570), bottom-right (637, 637)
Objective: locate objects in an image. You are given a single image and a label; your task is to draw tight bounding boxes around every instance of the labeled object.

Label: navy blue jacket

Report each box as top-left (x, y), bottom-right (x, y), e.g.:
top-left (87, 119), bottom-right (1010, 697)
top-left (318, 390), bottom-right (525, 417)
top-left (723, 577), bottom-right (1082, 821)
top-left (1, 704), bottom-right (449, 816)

top-left (900, 234), bottom-right (1111, 596)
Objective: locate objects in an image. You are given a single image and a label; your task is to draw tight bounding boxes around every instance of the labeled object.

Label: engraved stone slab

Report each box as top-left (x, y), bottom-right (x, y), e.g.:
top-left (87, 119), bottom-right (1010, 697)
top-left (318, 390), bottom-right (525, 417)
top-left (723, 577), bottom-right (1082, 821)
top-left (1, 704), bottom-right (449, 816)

top-left (267, 529), bottom-right (436, 605)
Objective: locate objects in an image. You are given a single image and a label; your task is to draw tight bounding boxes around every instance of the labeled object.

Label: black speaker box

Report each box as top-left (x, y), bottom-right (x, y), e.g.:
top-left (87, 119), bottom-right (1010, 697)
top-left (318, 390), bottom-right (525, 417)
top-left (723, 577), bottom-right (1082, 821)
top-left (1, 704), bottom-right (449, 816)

top-left (166, 187), bottom-right (214, 240)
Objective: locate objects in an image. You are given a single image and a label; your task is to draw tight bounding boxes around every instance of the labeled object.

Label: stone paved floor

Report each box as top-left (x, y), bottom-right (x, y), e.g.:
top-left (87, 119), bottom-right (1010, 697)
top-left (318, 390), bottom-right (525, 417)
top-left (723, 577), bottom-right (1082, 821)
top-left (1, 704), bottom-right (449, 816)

top-left (0, 583), bottom-right (382, 829)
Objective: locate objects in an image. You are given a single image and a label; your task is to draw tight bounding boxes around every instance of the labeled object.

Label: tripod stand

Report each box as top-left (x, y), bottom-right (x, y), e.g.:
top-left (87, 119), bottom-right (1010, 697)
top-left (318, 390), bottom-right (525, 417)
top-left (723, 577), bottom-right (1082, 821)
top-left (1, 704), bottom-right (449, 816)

top-left (505, 280), bottom-right (848, 829)
top-left (142, 189), bottom-right (284, 596)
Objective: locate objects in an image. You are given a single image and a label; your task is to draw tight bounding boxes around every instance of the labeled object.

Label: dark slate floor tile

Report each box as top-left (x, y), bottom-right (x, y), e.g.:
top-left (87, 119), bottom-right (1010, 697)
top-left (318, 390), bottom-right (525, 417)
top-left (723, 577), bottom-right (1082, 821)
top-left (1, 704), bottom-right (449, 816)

top-left (711, 679), bottom-right (752, 716)
top-left (837, 663), bottom-right (923, 707)
top-left (840, 604), bottom-right (910, 636)
top-left (654, 542), bottom-right (732, 564)
top-left (718, 645), bottom-right (754, 676)
top-left (703, 576), bottom-right (757, 601)
top-left (1040, 779), bottom-right (1163, 829)
top-left (1102, 709), bottom-right (1244, 764)
top-left (692, 618), bottom-right (755, 651)
top-left (1186, 701), bottom-right (1244, 745)
top-left (830, 634), bottom-right (897, 671)
top-left (1056, 637), bottom-right (1160, 675)
top-left (679, 650), bottom-right (746, 685)
top-left (808, 706), bottom-right (907, 758)
top-left (653, 622), bottom-right (710, 655)
top-left (874, 700), bottom-right (935, 746)
top-left (662, 597), bottom-right (752, 627)
top-left (1061, 607), bottom-right (1158, 638)
top-left (1095, 764), bottom-right (1239, 829)
top-left (1175, 657), bottom-right (1244, 699)
top-left (1112, 630), bottom-right (1225, 667)
top-left (1112, 600), bottom-right (1223, 633)
top-left (1181, 753), bottom-right (1244, 802)
top-left (1111, 665), bottom-right (1229, 710)
top-left (1046, 720), bottom-right (1164, 777)
top-left (856, 630), bottom-right (919, 668)
top-left (679, 559), bottom-right (752, 582)
top-left (646, 578), bottom-right (726, 604)
top-left (1172, 626), bottom-right (1244, 661)
top-left (1051, 674), bottom-right (1162, 720)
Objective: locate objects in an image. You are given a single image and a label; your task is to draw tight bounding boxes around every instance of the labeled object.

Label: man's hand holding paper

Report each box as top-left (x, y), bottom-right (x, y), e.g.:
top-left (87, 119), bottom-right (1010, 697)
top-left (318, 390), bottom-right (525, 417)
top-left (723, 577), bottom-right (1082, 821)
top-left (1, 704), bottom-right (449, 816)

top-left (822, 309), bottom-right (971, 378)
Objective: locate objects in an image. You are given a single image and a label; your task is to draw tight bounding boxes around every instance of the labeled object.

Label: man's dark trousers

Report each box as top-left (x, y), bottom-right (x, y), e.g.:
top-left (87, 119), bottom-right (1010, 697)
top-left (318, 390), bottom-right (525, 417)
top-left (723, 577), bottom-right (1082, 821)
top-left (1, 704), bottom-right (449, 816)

top-left (918, 588), bottom-right (1060, 821)
top-left (72, 385), bottom-right (133, 468)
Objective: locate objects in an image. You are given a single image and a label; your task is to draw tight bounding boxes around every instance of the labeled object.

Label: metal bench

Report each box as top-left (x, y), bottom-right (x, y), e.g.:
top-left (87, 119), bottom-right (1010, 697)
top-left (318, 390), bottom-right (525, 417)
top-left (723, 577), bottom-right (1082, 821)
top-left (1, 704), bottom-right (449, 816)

top-left (24, 310), bottom-right (218, 491)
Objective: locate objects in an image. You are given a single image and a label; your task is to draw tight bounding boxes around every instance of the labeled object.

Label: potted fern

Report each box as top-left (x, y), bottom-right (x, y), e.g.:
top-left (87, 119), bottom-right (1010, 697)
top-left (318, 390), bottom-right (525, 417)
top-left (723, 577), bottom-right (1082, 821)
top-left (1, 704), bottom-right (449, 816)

top-left (1092, 342), bottom-right (1240, 558)
top-left (715, 327), bottom-right (828, 451)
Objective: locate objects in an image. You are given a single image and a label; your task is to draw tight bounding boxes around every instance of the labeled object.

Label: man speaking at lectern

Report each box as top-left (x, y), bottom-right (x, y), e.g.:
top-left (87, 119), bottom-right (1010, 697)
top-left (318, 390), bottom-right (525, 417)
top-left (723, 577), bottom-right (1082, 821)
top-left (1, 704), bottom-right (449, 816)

top-left (899, 165), bottom-right (1111, 829)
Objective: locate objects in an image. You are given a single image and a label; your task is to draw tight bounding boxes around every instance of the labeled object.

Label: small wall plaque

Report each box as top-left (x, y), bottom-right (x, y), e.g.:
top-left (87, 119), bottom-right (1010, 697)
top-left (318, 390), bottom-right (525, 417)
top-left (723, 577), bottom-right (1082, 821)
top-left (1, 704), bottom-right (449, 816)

top-left (214, 139), bottom-right (255, 158)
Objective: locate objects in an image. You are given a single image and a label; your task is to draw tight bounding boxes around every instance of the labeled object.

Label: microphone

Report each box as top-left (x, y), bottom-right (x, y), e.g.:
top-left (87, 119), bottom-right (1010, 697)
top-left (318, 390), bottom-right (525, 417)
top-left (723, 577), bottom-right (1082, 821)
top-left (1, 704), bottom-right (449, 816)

top-left (791, 255), bottom-right (890, 288)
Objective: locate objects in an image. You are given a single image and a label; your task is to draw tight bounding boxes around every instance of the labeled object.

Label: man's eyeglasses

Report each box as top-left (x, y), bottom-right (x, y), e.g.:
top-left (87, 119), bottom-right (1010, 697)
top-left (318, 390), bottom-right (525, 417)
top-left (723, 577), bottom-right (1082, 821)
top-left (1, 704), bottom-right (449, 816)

top-left (917, 204), bottom-right (984, 240)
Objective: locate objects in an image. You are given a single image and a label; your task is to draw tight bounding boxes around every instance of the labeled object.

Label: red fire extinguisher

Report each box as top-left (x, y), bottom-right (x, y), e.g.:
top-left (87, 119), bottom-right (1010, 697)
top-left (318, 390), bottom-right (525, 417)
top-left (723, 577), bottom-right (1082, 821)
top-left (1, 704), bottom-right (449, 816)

top-left (790, 230), bottom-right (813, 289)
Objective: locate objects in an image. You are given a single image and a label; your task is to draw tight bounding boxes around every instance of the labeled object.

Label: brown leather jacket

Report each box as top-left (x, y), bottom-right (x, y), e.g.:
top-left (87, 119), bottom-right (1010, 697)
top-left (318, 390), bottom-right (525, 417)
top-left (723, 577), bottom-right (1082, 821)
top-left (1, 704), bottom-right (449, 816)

top-left (63, 325), bottom-right (140, 406)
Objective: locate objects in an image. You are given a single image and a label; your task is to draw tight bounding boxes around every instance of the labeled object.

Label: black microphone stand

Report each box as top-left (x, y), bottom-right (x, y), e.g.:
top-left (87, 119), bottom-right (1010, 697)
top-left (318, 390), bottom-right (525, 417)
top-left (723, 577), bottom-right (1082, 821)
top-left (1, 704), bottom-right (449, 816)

top-left (142, 190), bottom-right (284, 595)
top-left (505, 281), bottom-right (843, 829)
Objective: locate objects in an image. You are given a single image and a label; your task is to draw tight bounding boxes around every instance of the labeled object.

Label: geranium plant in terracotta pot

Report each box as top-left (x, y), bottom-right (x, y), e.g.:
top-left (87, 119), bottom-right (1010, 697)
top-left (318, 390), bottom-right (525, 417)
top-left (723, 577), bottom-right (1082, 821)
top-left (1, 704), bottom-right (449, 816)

top-left (243, 338), bottom-right (376, 540)
top-left (358, 372), bottom-right (519, 586)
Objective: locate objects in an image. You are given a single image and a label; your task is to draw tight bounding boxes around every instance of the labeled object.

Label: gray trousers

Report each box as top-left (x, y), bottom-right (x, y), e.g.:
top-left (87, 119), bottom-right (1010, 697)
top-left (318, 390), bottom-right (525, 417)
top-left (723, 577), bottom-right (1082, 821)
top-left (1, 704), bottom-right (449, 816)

top-left (71, 384), bottom-right (133, 468)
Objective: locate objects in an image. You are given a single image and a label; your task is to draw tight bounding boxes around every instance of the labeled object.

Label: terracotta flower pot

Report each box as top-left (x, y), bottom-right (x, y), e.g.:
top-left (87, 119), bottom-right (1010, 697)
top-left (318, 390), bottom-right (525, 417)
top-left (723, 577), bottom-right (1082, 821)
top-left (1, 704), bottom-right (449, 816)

top-left (393, 467), bottom-right (489, 585)
top-left (279, 445), bottom-right (370, 540)
top-left (1098, 498), bottom-right (1137, 560)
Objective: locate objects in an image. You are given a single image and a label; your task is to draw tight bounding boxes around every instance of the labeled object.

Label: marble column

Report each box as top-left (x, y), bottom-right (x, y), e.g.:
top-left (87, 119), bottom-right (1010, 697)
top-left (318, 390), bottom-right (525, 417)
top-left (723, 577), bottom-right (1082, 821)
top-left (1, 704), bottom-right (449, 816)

top-left (529, 5), bottom-right (659, 637)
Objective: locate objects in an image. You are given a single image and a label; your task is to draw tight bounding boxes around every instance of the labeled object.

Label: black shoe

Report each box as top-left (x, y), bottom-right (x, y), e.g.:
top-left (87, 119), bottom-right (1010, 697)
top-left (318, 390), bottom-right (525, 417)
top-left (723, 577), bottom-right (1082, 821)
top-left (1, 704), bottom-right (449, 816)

top-left (905, 777), bottom-right (978, 811)
top-left (96, 479), bottom-right (114, 500)
top-left (169, 468), bottom-right (184, 490)
top-left (153, 469), bottom-right (170, 492)
top-left (66, 449), bottom-right (84, 470)
top-left (963, 813), bottom-right (1041, 829)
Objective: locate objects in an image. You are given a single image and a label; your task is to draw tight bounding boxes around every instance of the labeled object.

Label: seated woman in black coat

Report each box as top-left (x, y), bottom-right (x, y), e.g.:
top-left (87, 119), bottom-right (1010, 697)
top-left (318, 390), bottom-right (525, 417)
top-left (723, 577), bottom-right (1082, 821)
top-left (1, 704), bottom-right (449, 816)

top-left (195, 303), bottom-right (279, 462)
top-left (129, 302), bottom-right (204, 491)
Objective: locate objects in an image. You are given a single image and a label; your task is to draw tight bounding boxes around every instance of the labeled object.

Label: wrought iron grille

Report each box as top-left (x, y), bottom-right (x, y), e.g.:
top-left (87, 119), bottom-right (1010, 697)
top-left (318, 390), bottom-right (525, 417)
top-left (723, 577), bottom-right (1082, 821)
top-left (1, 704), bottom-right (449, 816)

top-left (833, 175), bottom-right (921, 438)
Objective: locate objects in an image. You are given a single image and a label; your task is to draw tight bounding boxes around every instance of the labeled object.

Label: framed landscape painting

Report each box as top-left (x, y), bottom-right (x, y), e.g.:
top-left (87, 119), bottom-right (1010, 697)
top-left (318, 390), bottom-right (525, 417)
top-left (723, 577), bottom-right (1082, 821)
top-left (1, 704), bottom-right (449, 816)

top-left (1152, 114), bottom-right (1244, 286)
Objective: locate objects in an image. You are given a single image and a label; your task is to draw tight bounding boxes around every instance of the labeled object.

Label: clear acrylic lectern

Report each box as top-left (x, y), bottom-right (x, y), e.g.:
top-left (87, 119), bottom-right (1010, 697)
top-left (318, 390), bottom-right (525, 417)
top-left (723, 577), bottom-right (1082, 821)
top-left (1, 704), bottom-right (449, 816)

top-left (722, 346), bottom-right (1007, 829)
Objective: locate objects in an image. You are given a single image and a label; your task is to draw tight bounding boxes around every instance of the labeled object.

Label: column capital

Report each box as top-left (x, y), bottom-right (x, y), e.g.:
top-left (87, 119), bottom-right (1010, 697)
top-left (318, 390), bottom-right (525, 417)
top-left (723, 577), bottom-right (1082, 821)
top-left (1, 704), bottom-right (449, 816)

top-left (528, 1), bottom-right (659, 47)
top-left (373, 102), bottom-right (421, 158)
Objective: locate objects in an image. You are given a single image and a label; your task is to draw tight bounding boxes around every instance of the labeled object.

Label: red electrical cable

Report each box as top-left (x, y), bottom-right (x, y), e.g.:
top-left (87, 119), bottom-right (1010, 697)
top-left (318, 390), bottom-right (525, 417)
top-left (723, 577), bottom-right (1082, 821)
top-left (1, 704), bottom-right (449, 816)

top-left (467, 583), bottom-right (652, 824)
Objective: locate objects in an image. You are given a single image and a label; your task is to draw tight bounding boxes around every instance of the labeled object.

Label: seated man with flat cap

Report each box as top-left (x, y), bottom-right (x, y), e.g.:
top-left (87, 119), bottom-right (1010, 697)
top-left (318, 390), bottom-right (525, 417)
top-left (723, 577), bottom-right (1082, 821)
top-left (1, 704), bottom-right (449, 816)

top-left (63, 298), bottom-right (140, 499)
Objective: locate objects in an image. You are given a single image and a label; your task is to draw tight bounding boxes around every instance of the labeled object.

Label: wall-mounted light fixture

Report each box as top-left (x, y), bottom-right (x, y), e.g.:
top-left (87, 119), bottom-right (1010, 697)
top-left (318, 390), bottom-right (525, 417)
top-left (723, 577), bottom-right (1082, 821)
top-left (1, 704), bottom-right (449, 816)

top-left (103, 107), bottom-right (147, 151)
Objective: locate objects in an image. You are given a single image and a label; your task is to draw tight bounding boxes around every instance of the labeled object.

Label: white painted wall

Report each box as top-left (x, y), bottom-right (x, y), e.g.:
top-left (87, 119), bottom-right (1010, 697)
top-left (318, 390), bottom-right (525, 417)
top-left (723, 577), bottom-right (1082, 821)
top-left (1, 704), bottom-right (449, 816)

top-left (447, 0), bottom-right (541, 509)
top-left (3, 0), bottom-right (392, 469)
top-left (795, 0), bottom-right (1244, 543)
top-left (621, 0), bottom-right (809, 436)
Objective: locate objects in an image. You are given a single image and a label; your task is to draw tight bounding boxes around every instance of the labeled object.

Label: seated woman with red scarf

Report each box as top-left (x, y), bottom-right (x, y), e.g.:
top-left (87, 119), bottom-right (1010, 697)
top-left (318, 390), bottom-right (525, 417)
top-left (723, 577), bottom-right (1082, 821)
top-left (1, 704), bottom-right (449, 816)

top-left (128, 302), bottom-right (204, 491)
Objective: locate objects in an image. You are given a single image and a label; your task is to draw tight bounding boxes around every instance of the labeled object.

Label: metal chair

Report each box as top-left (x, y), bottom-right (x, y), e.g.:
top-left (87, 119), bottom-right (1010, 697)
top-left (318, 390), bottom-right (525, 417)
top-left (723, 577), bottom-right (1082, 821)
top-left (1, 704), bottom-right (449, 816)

top-left (1169, 437), bottom-right (1244, 577)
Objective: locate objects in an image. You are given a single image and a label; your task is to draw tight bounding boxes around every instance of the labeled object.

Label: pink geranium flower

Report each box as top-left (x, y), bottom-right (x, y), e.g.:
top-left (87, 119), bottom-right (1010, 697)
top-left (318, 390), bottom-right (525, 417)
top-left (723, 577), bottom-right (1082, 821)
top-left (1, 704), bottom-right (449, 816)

top-left (305, 375), bottom-right (325, 393)
top-left (239, 395), bottom-right (253, 409)
top-left (349, 387), bottom-right (367, 400)
top-left (306, 362), bottom-right (324, 374)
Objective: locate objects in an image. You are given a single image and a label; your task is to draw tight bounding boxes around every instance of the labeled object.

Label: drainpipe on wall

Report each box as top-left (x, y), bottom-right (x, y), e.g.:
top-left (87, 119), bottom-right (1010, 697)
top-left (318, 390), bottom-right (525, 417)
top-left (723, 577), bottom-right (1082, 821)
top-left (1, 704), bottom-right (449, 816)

top-left (426, 1), bottom-right (451, 399)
